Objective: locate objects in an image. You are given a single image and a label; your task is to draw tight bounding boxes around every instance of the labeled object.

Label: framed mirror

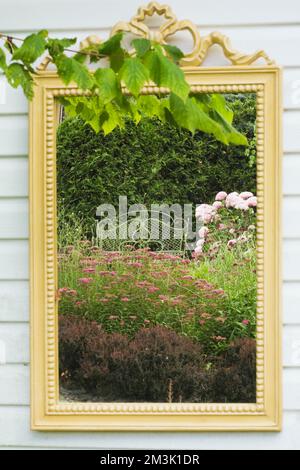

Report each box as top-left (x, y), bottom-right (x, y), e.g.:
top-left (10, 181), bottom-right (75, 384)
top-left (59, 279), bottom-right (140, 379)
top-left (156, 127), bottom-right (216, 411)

top-left (30, 2), bottom-right (281, 431)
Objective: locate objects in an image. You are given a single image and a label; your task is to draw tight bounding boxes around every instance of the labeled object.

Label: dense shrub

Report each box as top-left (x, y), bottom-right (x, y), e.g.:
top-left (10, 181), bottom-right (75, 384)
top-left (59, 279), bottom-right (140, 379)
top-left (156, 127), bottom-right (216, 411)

top-left (59, 315), bottom-right (212, 402)
top-left (59, 315), bottom-right (256, 403)
top-left (211, 338), bottom-right (256, 402)
top-left (57, 93), bottom-right (256, 235)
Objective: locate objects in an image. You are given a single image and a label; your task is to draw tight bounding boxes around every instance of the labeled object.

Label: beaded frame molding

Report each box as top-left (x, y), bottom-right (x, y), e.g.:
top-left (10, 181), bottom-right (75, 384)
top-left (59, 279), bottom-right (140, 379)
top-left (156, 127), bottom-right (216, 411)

top-left (30, 2), bottom-right (282, 431)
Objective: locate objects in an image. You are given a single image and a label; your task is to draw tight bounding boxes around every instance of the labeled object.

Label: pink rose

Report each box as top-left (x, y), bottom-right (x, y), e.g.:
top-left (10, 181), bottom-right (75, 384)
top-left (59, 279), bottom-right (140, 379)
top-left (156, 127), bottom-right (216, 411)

top-left (215, 191), bottom-right (227, 201)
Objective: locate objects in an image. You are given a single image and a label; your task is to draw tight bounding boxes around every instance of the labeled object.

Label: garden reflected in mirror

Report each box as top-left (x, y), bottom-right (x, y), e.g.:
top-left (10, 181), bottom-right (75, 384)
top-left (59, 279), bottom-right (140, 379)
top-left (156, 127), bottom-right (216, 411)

top-left (56, 92), bottom-right (257, 404)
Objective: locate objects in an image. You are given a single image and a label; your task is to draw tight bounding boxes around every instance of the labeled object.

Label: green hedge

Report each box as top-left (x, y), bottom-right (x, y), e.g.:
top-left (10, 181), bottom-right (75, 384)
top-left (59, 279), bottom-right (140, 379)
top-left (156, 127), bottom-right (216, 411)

top-left (57, 93), bottom-right (256, 235)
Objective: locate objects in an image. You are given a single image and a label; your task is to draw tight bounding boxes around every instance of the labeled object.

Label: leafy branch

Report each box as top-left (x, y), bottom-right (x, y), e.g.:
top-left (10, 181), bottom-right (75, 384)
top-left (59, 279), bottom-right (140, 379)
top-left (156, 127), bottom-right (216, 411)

top-left (0, 30), bottom-right (247, 144)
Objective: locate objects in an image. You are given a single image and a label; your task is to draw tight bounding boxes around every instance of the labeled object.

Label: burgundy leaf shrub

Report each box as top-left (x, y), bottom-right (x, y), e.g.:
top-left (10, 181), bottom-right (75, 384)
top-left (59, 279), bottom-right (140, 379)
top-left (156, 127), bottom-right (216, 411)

top-left (211, 338), bottom-right (256, 402)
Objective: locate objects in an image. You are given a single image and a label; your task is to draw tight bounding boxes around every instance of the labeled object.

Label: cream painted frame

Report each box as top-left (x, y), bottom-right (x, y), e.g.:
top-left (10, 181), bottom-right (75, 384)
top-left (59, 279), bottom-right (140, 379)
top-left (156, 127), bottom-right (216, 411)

top-left (29, 66), bottom-right (282, 431)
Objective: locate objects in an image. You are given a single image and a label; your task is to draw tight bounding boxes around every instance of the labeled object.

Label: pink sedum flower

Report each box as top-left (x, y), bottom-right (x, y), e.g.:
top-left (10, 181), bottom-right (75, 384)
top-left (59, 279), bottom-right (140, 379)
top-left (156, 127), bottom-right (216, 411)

top-left (120, 297), bottom-right (130, 302)
top-left (218, 223), bottom-right (227, 231)
top-left (239, 191), bottom-right (254, 200)
top-left (215, 191), bottom-right (227, 201)
top-left (147, 286), bottom-right (160, 293)
top-left (242, 319), bottom-right (250, 325)
top-left (78, 277), bottom-right (93, 284)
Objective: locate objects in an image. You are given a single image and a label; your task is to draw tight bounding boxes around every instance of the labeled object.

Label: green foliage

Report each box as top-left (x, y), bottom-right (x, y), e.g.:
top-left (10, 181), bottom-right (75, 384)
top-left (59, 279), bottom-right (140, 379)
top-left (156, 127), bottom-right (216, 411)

top-left (6, 63), bottom-right (34, 98)
top-left (57, 93), bottom-right (256, 233)
top-left (144, 45), bottom-right (190, 101)
top-left (0, 30), bottom-right (248, 142)
top-left (119, 57), bottom-right (149, 96)
top-left (12, 30), bottom-right (48, 64)
top-left (0, 47), bottom-right (7, 71)
top-left (131, 38), bottom-right (151, 58)
top-left (94, 68), bottom-right (120, 103)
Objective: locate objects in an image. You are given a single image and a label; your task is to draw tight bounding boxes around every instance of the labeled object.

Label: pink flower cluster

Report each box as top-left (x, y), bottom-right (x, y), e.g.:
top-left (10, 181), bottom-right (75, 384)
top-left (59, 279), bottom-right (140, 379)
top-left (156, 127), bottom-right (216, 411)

top-left (194, 190), bottom-right (257, 256)
top-left (224, 191), bottom-right (257, 210)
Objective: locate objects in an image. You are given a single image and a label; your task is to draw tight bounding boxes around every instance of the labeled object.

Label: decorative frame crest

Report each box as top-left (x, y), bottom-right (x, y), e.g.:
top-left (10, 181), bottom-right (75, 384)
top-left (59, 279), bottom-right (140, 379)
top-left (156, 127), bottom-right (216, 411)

top-left (30, 3), bottom-right (282, 431)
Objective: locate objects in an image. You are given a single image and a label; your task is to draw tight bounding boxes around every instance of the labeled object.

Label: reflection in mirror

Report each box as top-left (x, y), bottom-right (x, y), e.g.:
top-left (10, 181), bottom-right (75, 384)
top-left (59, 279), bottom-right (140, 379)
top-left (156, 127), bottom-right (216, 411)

top-left (56, 92), bottom-right (257, 404)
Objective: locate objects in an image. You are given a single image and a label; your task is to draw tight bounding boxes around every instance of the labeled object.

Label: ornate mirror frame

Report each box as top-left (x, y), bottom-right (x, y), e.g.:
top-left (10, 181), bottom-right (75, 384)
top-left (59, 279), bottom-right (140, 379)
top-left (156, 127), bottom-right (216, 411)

top-left (30, 2), bottom-right (282, 431)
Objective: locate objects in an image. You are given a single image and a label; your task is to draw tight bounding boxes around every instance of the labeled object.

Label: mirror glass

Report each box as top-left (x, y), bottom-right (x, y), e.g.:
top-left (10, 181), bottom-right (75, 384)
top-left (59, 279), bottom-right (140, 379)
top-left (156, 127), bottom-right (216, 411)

top-left (56, 92), bottom-right (257, 404)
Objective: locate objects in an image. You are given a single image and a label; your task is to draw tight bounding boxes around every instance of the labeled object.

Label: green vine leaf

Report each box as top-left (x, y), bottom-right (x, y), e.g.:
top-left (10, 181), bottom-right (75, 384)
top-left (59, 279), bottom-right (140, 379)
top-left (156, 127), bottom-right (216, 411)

top-left (54, 54), bottom-right (94, 89)
top-left (94, 68), bottom-right (120, 104)
top-left (100, 102), bottom-right (123, 135)
top-left (132, 38), bottom-right (151, 58)
top-left (120, 57), bottom-right (149, 96)
top-left (144, 47), bottom-right (189, 101)
top-left (0, 47), bottom-right (7, 71)
top-left (209, 109), bottom-right (248, 146)
top-left (210, 94), bottom-right (234, 124)
top-left (136, 94), bottom-right (163, 118)
top-left (98, 32), bottom-right (124, 56)
top-left (13, 30), bottom-right (48, 64)
top-left (6, 63), bottom-right (34, 99)
top-left (0, 30), bottom-right (248, 144)
top-left (162, 44), bottom-right (184, 63)
top-left (47, 37), bottom-right (77, 57)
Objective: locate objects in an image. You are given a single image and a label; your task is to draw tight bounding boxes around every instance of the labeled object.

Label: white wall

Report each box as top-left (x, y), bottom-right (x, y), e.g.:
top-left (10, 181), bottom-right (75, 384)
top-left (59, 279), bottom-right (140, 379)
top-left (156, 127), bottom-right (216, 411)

top-left (0, 0), bottom-right (300, 450)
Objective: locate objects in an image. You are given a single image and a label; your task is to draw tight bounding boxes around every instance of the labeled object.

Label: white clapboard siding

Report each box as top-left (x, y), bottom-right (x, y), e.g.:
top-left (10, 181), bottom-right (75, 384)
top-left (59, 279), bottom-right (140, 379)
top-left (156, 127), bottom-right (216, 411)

top-left (0, 281), bottom-right (29, 322)
top-left (0, 158), bottom-right (28, 197)
top-left (0, 407), bottom-right (299, 450)
top-left (283, 112), bottom-right (300, 153)
top-left (283, 156), bottom-right (300, 195)
top-left (283, 283), bottom-right (300, 325)
top-left (0, 241), bottom-right (28, 279)
top-left (0, 323), bottom-right (29, 364)
top-left (1, 0), bottom-right (300, 31)
top-left (283, 197), bottom-right (300, 238)
top-left (0, 77), bottom-right (28, 116)
top-left (0, 199), bottom-right (28, 239)
top-left (0, 365), bottom-right (29, 405)
top-left (283, 69), bottom-right (300, 110)
top-left (0, 116), bottom-right (28, 156)
top-left (283, 325), bottom-right (300, 367)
